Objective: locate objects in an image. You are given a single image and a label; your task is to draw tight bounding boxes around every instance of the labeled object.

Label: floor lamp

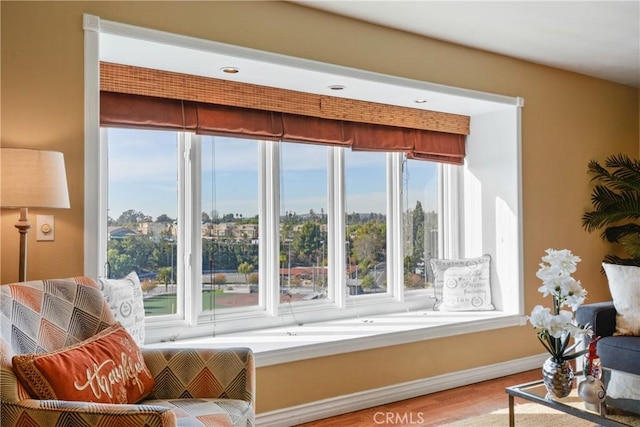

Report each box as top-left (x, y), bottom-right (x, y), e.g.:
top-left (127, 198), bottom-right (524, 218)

top-left (1, 148), bottom-right (70, 282)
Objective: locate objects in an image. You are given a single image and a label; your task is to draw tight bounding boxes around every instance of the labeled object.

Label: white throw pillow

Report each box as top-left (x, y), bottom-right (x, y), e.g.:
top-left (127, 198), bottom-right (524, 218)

top-left (430, 254), bottom-right (494, 311)
top-left (606, 369), bottom-right (640, 400)
top-left (602, 263), bottom-right (640, 336)
top-left (98, 271), bottom-right (146, 345)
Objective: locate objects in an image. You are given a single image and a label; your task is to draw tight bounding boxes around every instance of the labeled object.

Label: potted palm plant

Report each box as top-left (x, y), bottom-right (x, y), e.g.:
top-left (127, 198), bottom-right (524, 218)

top-left (582, 153), bottom-right (640, 267)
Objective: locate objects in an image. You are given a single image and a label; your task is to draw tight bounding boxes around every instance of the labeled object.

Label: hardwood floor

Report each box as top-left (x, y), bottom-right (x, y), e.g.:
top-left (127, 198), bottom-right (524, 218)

top-left (297, 369), bottom-right (540, 426)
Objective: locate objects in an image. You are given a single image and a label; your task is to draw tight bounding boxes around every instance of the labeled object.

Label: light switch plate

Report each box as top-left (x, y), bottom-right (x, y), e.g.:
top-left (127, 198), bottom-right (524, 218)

top-left (36, 215), bottom-right (55, 241)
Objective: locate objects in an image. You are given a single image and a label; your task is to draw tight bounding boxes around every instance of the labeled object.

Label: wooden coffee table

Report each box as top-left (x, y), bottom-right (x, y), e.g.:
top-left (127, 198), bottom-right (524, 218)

top-left (506, 374), bottom-right (640, 427)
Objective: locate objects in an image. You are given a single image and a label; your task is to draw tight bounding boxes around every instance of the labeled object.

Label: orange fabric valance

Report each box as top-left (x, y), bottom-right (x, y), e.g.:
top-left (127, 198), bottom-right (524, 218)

top-left (101, 91), bottom-right (466, 165)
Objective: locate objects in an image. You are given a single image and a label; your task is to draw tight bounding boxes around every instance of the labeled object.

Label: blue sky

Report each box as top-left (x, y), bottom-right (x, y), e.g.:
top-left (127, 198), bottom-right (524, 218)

top-left (107, 129), bottom-right (437, 221)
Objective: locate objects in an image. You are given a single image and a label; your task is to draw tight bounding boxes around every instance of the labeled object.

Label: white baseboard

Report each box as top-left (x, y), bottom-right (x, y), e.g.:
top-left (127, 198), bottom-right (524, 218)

top-left (256, 353), bottom-right (548, 427)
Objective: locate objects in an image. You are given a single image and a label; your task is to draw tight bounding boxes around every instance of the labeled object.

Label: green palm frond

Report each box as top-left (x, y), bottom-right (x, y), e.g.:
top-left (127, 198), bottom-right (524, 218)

top-left (582, 187), bottom-right (640, 231)
top-left (606, 154), bottom-right (640, 189)
top-left (581, 211), bottom-right (609, 232)
top-left (603, 254), bottom-right (640, 267)
top-left (584, 154), bottom-right (640, 267)
top-left (591, 185), bottom-right (639, 214)
top-left (587, 160), bottom-right (610, 182)
top-left (620, 232), bottom-right (640, 258)
top-left (587, 155), bottom-right (640, 193)
top-left (602, 223), bottom-right (640, 243)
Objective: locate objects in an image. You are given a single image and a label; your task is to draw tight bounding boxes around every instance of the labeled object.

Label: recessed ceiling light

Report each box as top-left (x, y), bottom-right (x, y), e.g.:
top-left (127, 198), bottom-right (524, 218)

top-left (414, 99), bottom-right (427, 104)
top-left (328, 85), bottom-right (346, 91)
top-left (221, 67), bottom-right (240, 74)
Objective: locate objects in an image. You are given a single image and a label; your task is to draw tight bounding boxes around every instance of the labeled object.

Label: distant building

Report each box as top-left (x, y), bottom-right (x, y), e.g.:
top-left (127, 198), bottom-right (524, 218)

top-left (210, 223), bottom-right (234, 237)
top-left (138, 221), bottom-right (172, 237)
top-left (203, 222), bottom-right (258, 240)
top-left (233, 223), bottom-right (258, 239)
top-left (108, 226), bottom-right (138, 240)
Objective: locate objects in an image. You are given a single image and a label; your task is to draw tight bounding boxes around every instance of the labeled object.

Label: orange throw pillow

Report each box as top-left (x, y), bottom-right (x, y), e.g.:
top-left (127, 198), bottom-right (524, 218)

top-left (12, 323), bottom-right (154, 404)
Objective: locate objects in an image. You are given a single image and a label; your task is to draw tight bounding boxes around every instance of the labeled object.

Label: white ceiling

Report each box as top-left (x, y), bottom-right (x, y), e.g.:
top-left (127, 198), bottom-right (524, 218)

top-left (100, 26), bottom-right (520, 117)
top-left (99, 0), bottom-right (638, 120)
top-left (294, 1), bottom-right (640, 88)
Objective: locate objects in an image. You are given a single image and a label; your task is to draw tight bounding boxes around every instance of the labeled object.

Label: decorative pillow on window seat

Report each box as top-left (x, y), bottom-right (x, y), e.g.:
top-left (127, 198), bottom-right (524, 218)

top-left (98, 271), bottom-right (146, 346)
top-left (602, 263), bottom-right (640, 336)
top-left (12, 323), bottom-right (155, 404)
top-left (430, 254), bottom-right (494, 311)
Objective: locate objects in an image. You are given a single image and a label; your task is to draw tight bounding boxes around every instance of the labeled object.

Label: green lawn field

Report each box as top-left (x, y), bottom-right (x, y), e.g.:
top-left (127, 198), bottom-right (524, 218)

top-left (144, 290), bottom-right (257, 315)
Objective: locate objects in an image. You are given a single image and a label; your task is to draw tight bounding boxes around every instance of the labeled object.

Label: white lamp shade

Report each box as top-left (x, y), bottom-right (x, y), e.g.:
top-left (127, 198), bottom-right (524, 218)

top-left (1, 148), bottom-right (70, 209)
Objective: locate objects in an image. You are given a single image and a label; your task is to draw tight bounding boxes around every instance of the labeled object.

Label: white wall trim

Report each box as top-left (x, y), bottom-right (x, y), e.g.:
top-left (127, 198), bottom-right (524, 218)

top-left (515, 104), bottom-right (525, 315)
top-left (83, 14), bottom-right (104, 279)
top-left (256, 353), bottom-right (548, 427)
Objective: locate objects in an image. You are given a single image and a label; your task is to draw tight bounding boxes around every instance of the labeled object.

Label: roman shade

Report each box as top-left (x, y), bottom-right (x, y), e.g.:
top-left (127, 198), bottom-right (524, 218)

top-left (100, 62), bottom-right (470, 165)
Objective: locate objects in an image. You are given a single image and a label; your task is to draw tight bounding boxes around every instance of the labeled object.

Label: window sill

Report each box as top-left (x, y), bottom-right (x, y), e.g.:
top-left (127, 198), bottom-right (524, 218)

top-left (143, 310), bottom-right (527, 367)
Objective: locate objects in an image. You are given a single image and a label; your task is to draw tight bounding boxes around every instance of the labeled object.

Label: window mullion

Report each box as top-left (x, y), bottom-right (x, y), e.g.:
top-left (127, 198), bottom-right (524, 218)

top-left (96, 128), bottom-right (109, 278)
top-left (178, 132), bottom-right (202, 325)
top-left (389, 153), bottom-right (404, 301)
top-left (189, 133), bottom-right (202, 325)
top-left (178, 132), bottom-right (199, 324)
top-left (329, 147), bottom-right (346, 308)
top-left (260, 141), bottom-right (280, 316)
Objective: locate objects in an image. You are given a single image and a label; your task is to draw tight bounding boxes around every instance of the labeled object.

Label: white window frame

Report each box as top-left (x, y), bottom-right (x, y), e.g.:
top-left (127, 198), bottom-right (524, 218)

top-left (84, 14), bottom-right (526, 349)
top-left (98, 130), bottom-right (452, 338)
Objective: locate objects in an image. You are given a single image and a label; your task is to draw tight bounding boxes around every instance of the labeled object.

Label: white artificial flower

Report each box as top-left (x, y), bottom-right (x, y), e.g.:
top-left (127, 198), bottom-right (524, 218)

top-left (537, 275), bottom-right (566, 297)
top-left (537, 283), bottom-right (554, 297)
top-left (548, 310), bottom-right (573, 338)
top-left (541, 249), bottom-right (581, 273)
top-left (566, 322), bottom-right (593, 339)
top-left (563, 279), bottom-right (588, 310)
top-left (529, 305), bottom-right (552, 329)
top-left (530, 249), bottom-right (590, 361)
top-left (536, 264), bottom-right (561, 282)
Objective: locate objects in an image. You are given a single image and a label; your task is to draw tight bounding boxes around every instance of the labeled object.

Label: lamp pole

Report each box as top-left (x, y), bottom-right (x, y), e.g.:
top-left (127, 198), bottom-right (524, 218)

top-left (16, 208), bottom-right (31, 282)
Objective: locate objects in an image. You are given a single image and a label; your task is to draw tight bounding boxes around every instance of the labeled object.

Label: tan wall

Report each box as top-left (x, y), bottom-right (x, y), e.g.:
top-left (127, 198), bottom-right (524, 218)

top-left (2, 1), bottom-right (638, 414)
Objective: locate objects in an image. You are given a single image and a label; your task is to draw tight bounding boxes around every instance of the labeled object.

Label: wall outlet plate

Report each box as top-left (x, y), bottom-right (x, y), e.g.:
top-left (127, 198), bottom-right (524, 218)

top-left (36, 215), bottom-right (55, 241)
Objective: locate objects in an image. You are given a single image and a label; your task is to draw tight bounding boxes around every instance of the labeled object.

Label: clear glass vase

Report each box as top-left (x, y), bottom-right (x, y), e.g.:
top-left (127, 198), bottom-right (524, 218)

top-left (542, 357), bottom-right (574, 398)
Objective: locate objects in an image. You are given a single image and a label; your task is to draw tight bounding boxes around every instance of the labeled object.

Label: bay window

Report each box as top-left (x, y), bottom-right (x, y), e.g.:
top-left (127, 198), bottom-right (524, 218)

top-left (102, 126), bottom-right (448, 333)
top-left (85, 15), bottom-right (524, 347)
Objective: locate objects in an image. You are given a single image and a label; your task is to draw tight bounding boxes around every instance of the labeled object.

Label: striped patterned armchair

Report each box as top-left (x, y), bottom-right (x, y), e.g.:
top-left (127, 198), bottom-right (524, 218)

top-left (0, 277), bottom-right (255, 427)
